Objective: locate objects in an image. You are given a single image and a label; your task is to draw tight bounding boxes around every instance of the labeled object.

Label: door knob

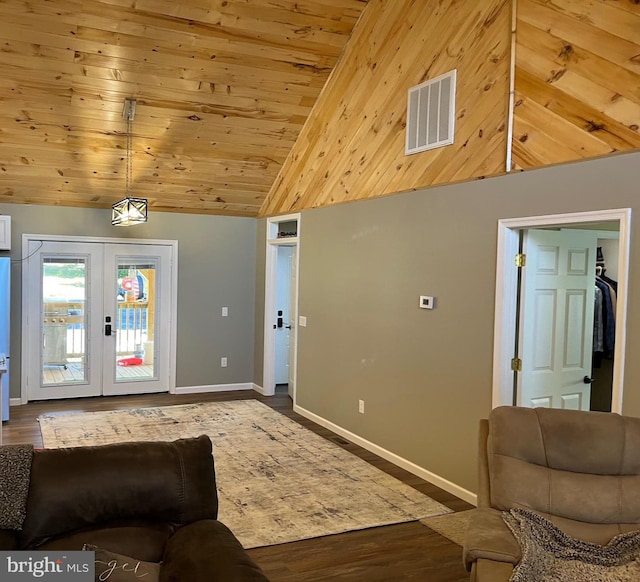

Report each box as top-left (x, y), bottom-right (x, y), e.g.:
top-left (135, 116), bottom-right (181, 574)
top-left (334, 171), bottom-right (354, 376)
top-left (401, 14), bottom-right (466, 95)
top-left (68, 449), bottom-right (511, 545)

top-left (583, 376), bottom-right (595, 384)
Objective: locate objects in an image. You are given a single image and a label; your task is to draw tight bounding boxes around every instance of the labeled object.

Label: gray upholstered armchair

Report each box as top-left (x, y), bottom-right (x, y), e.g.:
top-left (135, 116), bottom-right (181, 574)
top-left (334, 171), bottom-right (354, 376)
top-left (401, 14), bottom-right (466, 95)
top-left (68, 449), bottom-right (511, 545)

top-left (463, 406), bottom-right (640, 581)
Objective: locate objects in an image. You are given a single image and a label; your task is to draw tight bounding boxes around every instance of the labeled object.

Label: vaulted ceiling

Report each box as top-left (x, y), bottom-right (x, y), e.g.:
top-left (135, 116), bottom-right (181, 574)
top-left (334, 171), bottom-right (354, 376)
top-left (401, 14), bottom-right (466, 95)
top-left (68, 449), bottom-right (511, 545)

top-left (0, 0), bottom-right (368, 217)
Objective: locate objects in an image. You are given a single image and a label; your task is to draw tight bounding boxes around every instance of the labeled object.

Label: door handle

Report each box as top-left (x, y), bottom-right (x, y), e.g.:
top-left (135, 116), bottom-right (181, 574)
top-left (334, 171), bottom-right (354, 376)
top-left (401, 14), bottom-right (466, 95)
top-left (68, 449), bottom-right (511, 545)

top-left (583, 376), bottom-right (595, 384)
top-left (285, 325), bottom-right (292, 329)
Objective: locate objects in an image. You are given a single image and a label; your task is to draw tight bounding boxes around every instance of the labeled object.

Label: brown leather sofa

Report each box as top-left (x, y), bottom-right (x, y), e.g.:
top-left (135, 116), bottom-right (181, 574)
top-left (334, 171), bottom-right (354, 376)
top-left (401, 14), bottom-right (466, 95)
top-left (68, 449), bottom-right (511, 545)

top-left (0, 435), bottom-right (269, 581)
top-left (463, 406), bottom-right (640, 581)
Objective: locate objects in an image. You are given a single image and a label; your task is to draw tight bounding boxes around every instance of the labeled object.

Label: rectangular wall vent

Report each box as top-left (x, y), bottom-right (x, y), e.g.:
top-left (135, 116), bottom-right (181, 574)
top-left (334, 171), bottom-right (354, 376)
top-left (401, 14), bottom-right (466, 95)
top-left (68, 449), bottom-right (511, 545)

top-left (405, 69), bottom-right (457, 155)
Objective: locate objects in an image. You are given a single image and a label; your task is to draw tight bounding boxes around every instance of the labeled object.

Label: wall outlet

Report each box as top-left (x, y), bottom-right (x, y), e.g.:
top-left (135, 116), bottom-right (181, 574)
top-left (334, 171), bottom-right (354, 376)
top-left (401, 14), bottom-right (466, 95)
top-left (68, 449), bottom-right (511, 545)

top-left (358, 399), bottom-right (365, 414)
top-left (221, 357), bottom-right (228, 367)
top-left (221, 307), bottom-right (228, 317)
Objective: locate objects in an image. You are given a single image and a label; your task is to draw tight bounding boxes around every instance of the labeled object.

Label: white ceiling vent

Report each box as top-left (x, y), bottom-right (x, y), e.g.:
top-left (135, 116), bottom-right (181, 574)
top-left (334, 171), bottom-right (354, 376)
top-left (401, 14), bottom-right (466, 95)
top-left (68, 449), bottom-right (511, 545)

top-left (405, 69), bottom-right (456, 155)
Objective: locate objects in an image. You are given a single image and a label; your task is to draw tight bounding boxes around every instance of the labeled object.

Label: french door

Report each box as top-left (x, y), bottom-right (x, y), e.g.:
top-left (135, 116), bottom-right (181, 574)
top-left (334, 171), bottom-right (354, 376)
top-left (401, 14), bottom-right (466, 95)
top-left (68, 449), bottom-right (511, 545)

top-left (24, 238), bottom-right (176, 401)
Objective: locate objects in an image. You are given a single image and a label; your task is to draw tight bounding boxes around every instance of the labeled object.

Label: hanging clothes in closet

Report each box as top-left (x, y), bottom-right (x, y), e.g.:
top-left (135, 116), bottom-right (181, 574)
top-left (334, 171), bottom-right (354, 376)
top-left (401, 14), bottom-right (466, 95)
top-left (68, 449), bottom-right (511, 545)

top-left (593, 247), bottom-right (617, 368)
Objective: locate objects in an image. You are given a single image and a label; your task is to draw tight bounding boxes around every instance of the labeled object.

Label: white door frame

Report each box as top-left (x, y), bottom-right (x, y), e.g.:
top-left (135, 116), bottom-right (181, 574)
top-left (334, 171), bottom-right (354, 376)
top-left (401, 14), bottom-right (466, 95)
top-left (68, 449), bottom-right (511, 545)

top-left (263, 214), bottom-right (300, 399)
top-left (492, 208), bottom-right (631, 413)
top-left (21, 233), bottom-right (178, 404)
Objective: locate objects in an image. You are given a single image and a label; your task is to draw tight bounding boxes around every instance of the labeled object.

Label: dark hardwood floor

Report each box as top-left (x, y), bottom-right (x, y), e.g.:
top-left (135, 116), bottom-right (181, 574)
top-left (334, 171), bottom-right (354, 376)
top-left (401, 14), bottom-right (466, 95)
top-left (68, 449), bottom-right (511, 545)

top-left (2, 390), bottom-right (473, 581)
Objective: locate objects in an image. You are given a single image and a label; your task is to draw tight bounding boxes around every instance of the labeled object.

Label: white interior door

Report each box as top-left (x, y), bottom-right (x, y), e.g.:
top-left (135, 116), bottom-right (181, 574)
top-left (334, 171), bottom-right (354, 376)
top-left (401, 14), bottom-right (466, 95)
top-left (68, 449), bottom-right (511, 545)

top-left (518, 229), bottom-right (597, 410)
top-left (25, 238), bottom-right (176, 401)
top-left (274, 246), bottom-right (293, 385)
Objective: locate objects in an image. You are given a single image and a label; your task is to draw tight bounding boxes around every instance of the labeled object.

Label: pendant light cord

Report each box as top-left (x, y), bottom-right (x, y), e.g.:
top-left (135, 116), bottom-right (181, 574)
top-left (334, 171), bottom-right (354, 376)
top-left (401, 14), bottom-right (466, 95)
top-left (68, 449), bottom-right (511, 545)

top-left (126, 114), bottom-right (132, 198)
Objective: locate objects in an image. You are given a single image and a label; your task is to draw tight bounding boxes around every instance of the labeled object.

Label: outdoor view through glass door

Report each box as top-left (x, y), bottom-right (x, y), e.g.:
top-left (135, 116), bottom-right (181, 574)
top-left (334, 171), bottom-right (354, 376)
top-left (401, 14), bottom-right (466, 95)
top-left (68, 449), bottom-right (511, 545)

top-left (25, 238), bottom-right (176, 401)
top-left (41, 256), bottom-right (90, 386)
top-left (113, 259), bottom-right (157, 381)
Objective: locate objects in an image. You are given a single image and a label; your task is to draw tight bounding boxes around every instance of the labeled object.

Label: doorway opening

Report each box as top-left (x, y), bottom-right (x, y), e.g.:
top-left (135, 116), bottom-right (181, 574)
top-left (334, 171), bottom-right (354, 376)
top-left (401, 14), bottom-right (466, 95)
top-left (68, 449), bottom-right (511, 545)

top-left (263, 214), bottom-right (300, 399)
top-left (492, 209), bottom-right (631, 413)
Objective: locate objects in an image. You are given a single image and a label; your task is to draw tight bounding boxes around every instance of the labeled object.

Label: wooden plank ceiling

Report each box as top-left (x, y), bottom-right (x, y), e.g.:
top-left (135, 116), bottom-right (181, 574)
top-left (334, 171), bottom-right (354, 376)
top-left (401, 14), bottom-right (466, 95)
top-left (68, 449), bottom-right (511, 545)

top-left (0, 0), bottom-right (367, 217)
top-left (512, 0), bottom-right (640, 168)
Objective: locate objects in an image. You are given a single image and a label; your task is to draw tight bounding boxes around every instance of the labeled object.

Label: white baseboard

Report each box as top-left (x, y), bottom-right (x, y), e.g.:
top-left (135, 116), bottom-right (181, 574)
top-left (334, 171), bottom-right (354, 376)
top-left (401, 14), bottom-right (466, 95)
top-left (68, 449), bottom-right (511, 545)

top-left (174, 383), bottom-right (256, 395)
top-left (13, 385), bottom-right (261, 401)
top-left (293, 404), bottom-right (477, 506)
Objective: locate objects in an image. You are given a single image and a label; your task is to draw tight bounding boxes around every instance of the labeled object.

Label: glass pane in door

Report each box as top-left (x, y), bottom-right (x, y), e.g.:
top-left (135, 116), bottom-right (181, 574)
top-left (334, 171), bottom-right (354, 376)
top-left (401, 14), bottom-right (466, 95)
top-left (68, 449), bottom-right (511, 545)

top-left (114, 260), bottom-right (157, 381)
top-left (42, 258), bottom-right (87, 385)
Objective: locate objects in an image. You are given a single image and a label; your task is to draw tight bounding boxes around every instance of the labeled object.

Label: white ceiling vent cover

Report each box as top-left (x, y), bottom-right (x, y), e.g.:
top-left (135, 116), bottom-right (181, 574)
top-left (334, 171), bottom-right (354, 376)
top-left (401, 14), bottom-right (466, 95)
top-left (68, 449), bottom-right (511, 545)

top-left (405, 69), bottom-right (457, 155)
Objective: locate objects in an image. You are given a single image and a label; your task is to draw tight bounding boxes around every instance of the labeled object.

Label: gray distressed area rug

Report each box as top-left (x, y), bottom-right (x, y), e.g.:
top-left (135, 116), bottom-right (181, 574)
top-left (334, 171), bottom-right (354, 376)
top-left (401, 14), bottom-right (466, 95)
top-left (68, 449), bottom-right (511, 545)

top-left (39, 399), bottom-right (451, 548)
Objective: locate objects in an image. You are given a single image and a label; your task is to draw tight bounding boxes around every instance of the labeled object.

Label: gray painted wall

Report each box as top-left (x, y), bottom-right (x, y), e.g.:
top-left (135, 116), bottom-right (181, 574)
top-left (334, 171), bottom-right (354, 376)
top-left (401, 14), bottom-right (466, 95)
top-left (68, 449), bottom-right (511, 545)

top-left (7, 150), bottom-right (639, 497)
top-left (260, 151), bottom-right (640, 495)
top-left (1, 204), bottom-right (256, 399)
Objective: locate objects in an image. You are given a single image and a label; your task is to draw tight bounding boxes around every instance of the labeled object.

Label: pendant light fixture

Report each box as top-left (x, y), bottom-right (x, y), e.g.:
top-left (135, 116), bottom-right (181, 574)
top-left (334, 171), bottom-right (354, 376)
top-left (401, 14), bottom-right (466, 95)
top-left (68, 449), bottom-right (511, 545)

top-left (112, 98), bottom-right (148, 226)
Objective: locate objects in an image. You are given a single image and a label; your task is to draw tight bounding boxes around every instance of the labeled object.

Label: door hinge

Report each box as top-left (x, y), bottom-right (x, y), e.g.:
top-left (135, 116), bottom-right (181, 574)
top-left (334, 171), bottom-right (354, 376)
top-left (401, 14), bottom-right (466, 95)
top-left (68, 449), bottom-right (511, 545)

top-left (515, 253), bottom-right (526, 268)
top-left (511, 357), bottom-right (522, 372)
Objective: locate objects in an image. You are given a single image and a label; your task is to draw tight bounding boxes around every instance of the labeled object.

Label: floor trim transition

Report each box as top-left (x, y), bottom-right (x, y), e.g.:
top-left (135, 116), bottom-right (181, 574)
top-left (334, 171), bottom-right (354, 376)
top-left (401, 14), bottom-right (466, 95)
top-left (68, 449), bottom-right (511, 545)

top-left (174, 383), bottom-right (256, 395)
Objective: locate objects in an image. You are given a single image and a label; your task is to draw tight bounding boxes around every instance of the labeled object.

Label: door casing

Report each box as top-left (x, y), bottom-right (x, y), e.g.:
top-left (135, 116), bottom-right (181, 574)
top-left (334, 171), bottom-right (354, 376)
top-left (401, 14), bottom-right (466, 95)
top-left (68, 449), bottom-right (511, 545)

top-left (492, 209), bottom-right (631, 413)
top-left (263, 213), bottom-right (301, 399)
top-left (21, 233), bottom-right (178, 404)
top-left (287, 245), bottom-right (298, 400)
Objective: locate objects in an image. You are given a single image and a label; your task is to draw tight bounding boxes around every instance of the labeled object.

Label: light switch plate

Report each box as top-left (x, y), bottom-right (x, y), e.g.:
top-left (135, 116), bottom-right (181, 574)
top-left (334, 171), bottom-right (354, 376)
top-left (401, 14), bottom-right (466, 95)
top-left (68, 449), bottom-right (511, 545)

top-left (419, 295), bottom-right (435, 309)
top-left (299, 315), bottom-right (307, 327)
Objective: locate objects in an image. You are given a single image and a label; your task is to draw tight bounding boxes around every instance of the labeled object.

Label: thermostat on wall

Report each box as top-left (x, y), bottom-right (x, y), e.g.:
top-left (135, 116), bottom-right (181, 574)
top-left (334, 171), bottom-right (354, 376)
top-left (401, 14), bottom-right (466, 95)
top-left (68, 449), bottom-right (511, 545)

top-left (419, 295), bottom-right (435, 310)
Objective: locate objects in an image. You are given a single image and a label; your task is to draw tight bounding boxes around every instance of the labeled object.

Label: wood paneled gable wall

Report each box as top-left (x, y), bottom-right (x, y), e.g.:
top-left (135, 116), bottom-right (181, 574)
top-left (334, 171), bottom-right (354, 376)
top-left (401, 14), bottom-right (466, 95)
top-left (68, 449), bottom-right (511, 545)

top-left (260, 0), bottom-right (512, 216)
top-left (259, 0), bottom-right (640, 217)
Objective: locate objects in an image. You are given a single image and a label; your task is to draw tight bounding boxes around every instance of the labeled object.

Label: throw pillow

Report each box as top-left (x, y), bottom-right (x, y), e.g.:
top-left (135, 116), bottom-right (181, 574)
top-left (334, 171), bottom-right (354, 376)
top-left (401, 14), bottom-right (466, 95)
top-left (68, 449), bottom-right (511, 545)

top-left (82, 544), bottom-right (161, 582)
